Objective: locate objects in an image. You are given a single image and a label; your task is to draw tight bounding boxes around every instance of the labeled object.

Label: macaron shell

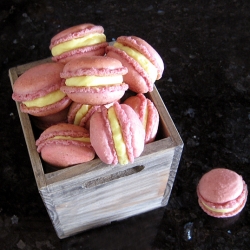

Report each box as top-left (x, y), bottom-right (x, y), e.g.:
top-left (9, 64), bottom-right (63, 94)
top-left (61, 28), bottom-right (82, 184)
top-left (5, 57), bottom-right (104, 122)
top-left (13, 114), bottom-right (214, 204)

top-left (116, 103), bottom-right (145, 159)
top-left (144, 99), bottom-right (159, 143)
top-left (116, 36), bottom-right (164, 80)
top-left (123, 94), bottom-right (146, 115)
top-left (36, 123), bottom-right (90, 146)
top-left (198, 168), bottom-right (244, 203)
top-left (60, 83), bottom-right (128, 105)
top-left (106, 47), bottom-right (151, 93)
top-left (52, 42), bottom-right (109, 64)
top-left (123, 93), bottom-right (159, 143)
top-left (61, 56), bottom-right (128, 78)
top-left (40, 143), bottom-right (95, 168)
top-left (197, 181), bottom-right (248, 218)
top-left (90, 107), bottom-right (118, 165)
top-left (50, 23), bottom-right (105, 48)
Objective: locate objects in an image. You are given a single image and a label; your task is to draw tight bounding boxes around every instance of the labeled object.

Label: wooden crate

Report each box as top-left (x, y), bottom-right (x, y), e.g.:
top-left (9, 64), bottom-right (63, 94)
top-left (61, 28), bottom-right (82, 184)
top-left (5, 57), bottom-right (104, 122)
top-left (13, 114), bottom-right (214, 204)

top-left (9, 58), bottom-right (184, 239)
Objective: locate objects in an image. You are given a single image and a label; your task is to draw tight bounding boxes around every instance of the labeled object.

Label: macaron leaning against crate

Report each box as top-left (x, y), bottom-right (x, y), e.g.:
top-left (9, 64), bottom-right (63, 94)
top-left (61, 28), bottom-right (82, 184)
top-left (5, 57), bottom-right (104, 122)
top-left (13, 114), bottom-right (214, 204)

top-left (12, 62), bottom-right (72, 130)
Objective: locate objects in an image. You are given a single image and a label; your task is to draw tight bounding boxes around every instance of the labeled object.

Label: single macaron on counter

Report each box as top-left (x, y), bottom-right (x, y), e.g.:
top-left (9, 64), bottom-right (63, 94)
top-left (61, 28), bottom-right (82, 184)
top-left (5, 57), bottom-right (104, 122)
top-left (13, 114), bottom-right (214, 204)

top-left (197, 168), bottom-right (248, 218)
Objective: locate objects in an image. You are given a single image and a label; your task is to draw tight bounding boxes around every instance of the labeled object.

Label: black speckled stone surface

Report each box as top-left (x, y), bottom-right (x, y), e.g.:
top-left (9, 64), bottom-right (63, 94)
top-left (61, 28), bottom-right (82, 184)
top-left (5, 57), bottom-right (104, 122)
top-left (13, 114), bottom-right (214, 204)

top-left (0, 0), bottom-right (249, 249)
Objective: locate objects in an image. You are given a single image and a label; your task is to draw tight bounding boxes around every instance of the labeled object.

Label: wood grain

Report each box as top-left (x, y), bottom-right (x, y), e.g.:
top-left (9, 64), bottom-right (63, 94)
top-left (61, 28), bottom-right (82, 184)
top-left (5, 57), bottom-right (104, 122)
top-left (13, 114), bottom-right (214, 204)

top-left (40, 143), bottom-right (175, 238)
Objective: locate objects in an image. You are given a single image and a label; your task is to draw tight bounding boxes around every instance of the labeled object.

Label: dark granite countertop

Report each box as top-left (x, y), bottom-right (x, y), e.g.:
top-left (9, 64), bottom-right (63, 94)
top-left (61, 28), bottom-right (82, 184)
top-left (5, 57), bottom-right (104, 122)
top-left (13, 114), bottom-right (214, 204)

top-left (0, 0), bottom-right (249, 249)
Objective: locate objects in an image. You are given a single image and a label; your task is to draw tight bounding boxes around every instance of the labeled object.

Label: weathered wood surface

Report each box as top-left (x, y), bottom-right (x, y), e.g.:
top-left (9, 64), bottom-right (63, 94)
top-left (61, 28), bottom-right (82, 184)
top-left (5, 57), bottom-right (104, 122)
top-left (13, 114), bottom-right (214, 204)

top-left (9, 58), bottom-right (184, 239)
top-left (40, 140), bottom-right (175, 238)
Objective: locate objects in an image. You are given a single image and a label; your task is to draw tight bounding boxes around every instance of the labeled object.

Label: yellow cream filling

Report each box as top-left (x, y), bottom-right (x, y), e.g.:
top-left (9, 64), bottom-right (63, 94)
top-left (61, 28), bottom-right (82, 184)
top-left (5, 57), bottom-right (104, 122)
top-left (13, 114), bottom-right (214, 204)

top-left (65, 75), bottom-right (123, 87)
top-left (108, 106), bottom-right (128, 165)
top-left (51, 33), bottom-right (106, 56)
top-left (114, 42), bottom-right (158, 81)
top-left (201, 200), bottom-right (237, 213)
top-left (23, 90), bottom-right (66, 108)
top-left (74, 105), bottom-right (91, 125)
top-left (52, 135), bottom-right (90, 143)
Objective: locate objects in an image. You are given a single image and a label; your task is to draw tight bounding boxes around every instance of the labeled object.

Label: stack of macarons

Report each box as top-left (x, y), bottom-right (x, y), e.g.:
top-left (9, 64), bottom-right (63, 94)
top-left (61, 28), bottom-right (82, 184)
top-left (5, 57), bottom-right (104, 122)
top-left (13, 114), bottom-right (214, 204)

top-left (12, 23), bottom-right (164, 168)
top-left (35, 101), bottom-right (146, 168)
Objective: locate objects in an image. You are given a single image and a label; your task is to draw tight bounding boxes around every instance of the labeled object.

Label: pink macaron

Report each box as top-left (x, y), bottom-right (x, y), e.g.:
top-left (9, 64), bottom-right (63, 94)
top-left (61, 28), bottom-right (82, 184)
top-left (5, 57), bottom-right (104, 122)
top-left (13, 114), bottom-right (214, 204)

top-left (67, 102), bottom-right (101, 129)
top-left (60, 56), bottom-right (129, 105)
top-left (49, 23), bottom-right (108, 63)
top-left (197, 168), bottom-right (248, 218)
top-left (36, 123), bottom-right (95, 167)
top-left (12, 62), bottom-right (72, 129)
top-left (106, 36), bottom-right (164, 93)
top-left (89, 102), bottom-right (145, 165)
top-left (123, 93), bottom-right (159, 144)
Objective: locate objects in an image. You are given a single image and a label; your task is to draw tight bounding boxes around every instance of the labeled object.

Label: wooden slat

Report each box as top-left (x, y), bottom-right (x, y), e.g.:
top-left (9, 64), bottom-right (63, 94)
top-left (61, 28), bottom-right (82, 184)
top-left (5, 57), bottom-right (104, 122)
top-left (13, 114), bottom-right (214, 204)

top-left (9, 67), bottom-right (47, 190)
top-left (45, 137), bottom-right (174, 185)
top-left (162, 144), bottom-right (184, 205)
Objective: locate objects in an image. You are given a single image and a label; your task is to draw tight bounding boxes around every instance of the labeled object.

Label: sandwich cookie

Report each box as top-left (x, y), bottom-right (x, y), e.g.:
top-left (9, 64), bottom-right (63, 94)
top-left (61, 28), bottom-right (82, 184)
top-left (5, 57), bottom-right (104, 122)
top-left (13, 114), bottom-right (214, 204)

top-left (89, 102), bottom-right (145, 165)
top-left (106, 36), bottom-right (164, 93)
top-left (60, 56), bottom-right (128, 105)
top-left (12, 62), bottom-right (72, 129)
top-left (36, 123), bottom-right (95, 167)
top-left (50, 23), bottom-right (108, 63)
top-left (197, 168), bottom-right (248, 218)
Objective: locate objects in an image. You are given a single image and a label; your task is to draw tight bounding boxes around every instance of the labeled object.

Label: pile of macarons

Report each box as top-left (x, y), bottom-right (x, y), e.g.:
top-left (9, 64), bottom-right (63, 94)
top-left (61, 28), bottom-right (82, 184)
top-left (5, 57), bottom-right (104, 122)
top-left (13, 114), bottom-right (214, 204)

top-left (12, 23), bottom-right (163, 168)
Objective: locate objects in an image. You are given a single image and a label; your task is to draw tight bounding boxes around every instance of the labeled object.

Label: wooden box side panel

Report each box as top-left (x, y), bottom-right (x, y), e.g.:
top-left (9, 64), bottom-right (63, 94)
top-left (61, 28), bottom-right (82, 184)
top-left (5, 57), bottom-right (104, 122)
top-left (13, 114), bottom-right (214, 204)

top-left (9, 67), bottom-right (46, 189)
top-left (40, 146), bottom-right (175, 239)
top-left (45, 137), bottom-right (175, 185)
top-left (162, 144), bottom-right (184, 205)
